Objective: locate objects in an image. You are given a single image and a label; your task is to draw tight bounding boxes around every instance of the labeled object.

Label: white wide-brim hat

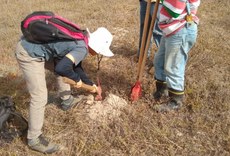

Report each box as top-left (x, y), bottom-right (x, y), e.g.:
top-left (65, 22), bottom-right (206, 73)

top-left (88, 27), bottom-right (114, 57)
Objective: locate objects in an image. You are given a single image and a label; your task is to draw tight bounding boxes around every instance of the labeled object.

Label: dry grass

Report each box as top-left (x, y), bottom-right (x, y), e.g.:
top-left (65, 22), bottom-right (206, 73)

top-left (0, 0), bottom-right (230, 155)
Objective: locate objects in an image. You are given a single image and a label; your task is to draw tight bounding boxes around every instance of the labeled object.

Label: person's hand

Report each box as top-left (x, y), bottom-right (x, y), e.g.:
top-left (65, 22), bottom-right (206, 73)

top-left (90, 84), bottom-right (98, 93)
top-left (74, 79), bottom-right (82, 88)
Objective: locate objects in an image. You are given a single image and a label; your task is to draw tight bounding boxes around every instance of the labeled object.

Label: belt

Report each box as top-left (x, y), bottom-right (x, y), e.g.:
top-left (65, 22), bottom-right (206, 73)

top-left (185, 14), bottom-right (193, 22)
top-left (185, 21), bottom-right (195, 28)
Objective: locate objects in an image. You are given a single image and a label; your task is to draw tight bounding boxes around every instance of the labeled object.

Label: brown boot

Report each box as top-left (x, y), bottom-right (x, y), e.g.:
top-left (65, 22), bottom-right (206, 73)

top-left (153, 90), bottom-right (183, 112)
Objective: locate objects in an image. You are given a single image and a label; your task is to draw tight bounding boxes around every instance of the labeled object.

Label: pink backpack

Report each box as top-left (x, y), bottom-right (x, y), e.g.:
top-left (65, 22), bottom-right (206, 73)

top-left (21, 11), bottom-right (88, 44)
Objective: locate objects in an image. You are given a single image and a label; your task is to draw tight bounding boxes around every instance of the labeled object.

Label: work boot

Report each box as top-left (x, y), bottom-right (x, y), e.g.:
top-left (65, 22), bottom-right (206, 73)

top-left (153, 80), bottom-right (168, 101)
top-left (28, 135), bottom-right (60, 154)
top-left (153, 90), bottom-right (184, 113)
top-left (60, 95), bottom-right (82, 111)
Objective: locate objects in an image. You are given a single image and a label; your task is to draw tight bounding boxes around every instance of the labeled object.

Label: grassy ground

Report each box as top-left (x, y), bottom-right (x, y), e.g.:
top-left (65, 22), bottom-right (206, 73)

top-left (0, 0), bottom-right (229, 155)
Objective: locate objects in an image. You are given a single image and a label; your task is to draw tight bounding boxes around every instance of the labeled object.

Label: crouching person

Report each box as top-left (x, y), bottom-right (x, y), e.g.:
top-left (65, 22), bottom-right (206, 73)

top-left (15, 27), bottom-right (113, 154)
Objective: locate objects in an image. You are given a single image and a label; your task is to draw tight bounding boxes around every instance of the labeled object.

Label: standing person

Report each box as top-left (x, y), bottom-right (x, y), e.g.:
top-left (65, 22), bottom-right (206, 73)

top-left (137, 0), bottom-right (163, 59)
top-left (15, 27), bottom-right (113, 154)
top-left (153, 0), bottom-right (200, 112)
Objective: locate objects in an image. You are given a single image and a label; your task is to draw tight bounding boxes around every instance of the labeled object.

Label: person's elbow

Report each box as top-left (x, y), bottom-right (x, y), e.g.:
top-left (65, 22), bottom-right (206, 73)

top-left (55, 64), bottom-right (65, 76)
top-left (54, 56), bottom-right (74, 77)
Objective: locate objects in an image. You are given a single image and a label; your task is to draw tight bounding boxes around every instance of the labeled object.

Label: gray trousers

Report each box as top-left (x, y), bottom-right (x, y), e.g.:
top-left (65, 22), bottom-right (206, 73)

top-left (15, 41), bottom-right (71, 140)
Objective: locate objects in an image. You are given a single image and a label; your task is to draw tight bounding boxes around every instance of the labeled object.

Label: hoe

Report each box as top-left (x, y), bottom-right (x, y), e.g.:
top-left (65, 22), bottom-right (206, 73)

top-left (63, 77), bottom-right (102, 101)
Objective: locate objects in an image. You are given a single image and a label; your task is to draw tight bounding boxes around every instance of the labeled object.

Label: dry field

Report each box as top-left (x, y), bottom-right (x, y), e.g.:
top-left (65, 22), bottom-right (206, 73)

top-left (0, 0), bottom-right (229, 155)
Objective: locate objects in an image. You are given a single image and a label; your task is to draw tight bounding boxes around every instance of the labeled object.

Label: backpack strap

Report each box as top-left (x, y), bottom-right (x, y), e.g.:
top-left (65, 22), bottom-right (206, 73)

top-left (0, 96), bottom-right (28, 143)
top-left (0, 111), bottom-right (28, 143)
top-left (10, 111), bottom-right (28, 134)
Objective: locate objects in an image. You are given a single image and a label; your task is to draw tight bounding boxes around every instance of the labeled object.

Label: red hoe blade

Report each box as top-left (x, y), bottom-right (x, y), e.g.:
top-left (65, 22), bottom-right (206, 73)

top-left (130, 81), bottom-right (142, 102)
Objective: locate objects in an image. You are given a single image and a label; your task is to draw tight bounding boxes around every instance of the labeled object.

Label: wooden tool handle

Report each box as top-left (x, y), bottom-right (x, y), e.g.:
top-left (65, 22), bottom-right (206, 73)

top-left (137, 0), bottom-right (151, 77)
top-left (62, 77), bottom-right (95, 92)
top-left (138, 0), bottom-right (160, 81)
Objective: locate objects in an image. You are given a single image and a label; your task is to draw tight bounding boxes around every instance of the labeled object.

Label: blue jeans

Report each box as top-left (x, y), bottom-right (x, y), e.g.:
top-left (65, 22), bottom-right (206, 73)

top-left (138, 0), bottom-right (162, 57)
top-left (154, 23), bottom-right (198, 91)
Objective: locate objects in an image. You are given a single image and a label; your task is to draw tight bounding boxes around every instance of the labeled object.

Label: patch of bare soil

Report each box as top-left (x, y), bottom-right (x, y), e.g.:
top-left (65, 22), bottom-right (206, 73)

top-left (79, 94), bottom-right (128, 123)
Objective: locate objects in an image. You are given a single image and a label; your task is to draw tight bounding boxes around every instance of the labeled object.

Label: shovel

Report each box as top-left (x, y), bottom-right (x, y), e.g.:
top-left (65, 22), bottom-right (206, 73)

top-left (63, 77), bottom-right (102, 101)
top-left (130, 0), bottom-right (160, 102)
